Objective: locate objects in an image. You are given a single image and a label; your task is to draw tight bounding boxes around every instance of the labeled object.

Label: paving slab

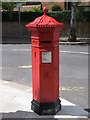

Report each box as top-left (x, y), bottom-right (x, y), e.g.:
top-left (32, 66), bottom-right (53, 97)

top-left (0, 80), bottom-right (89, 119)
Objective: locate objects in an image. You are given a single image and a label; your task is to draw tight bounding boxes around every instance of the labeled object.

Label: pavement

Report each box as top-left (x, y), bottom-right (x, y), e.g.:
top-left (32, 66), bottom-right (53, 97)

top-left (59, 37), bottom-right (90, 45)
top-left (0, 79), bottom-right (89, 119)
top-left (59, 41), bottom-right (89, 45)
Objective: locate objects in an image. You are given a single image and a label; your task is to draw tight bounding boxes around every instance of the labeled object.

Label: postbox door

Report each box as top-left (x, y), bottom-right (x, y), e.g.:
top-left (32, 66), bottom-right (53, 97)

top-left (39, 48), bottom-right (54, 103)
top-left (39, 45), bottom-right (59, 103)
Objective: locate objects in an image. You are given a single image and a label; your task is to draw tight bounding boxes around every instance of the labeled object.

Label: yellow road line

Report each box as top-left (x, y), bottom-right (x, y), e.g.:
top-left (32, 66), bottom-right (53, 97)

top-left (59, 86), bottom-right (84, 91)
top-left (18, 65), bottom-right (32, 69)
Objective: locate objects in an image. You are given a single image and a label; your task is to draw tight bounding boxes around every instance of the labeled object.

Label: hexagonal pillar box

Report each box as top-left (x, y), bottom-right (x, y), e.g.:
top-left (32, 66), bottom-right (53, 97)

top-left (26, 7), bottom-right (63, 115)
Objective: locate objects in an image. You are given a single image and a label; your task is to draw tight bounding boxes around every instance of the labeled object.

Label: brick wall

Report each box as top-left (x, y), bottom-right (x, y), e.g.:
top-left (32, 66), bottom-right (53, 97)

top-left (41, 2), bottom-right (65, 11)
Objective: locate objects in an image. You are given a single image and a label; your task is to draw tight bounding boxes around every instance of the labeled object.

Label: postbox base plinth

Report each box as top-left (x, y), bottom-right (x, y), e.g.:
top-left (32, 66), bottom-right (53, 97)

top-left (31, 99), bottom-right (61, 115)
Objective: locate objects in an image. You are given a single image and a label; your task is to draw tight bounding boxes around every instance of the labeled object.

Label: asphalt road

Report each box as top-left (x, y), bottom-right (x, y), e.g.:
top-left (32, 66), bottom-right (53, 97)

top-left (1, 44), bottom-right (89, 110)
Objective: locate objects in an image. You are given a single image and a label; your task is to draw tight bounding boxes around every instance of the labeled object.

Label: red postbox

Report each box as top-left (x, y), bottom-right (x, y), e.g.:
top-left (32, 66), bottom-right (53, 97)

top-left (26, 7), bottom-right (63, 115)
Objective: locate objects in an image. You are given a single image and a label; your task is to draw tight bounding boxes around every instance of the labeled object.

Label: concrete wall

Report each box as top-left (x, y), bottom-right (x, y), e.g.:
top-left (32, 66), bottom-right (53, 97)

top-left (2, 21), bottom-right (90, 38)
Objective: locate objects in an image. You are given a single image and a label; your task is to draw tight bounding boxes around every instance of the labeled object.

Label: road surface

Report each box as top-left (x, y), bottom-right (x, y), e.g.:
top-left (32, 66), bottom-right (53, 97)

top-left (1, 44), bottom-right (89, 110)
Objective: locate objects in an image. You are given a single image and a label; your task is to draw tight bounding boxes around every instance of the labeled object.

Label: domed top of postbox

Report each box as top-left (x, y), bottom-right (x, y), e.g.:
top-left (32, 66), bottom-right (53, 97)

top-left (26, 7), bottom-right (63, 31)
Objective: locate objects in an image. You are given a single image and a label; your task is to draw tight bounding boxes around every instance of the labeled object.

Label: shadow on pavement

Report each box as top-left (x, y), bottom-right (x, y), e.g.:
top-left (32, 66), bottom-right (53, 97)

top-left (0, 105), bottom-right (89, 120)
top-left (1, 110), bottom-right (63, 120)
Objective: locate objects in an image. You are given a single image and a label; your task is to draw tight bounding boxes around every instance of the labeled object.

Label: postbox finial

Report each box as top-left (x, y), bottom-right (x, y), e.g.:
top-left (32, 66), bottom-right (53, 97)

top-left (43, 7), bottom-right (47, 15)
